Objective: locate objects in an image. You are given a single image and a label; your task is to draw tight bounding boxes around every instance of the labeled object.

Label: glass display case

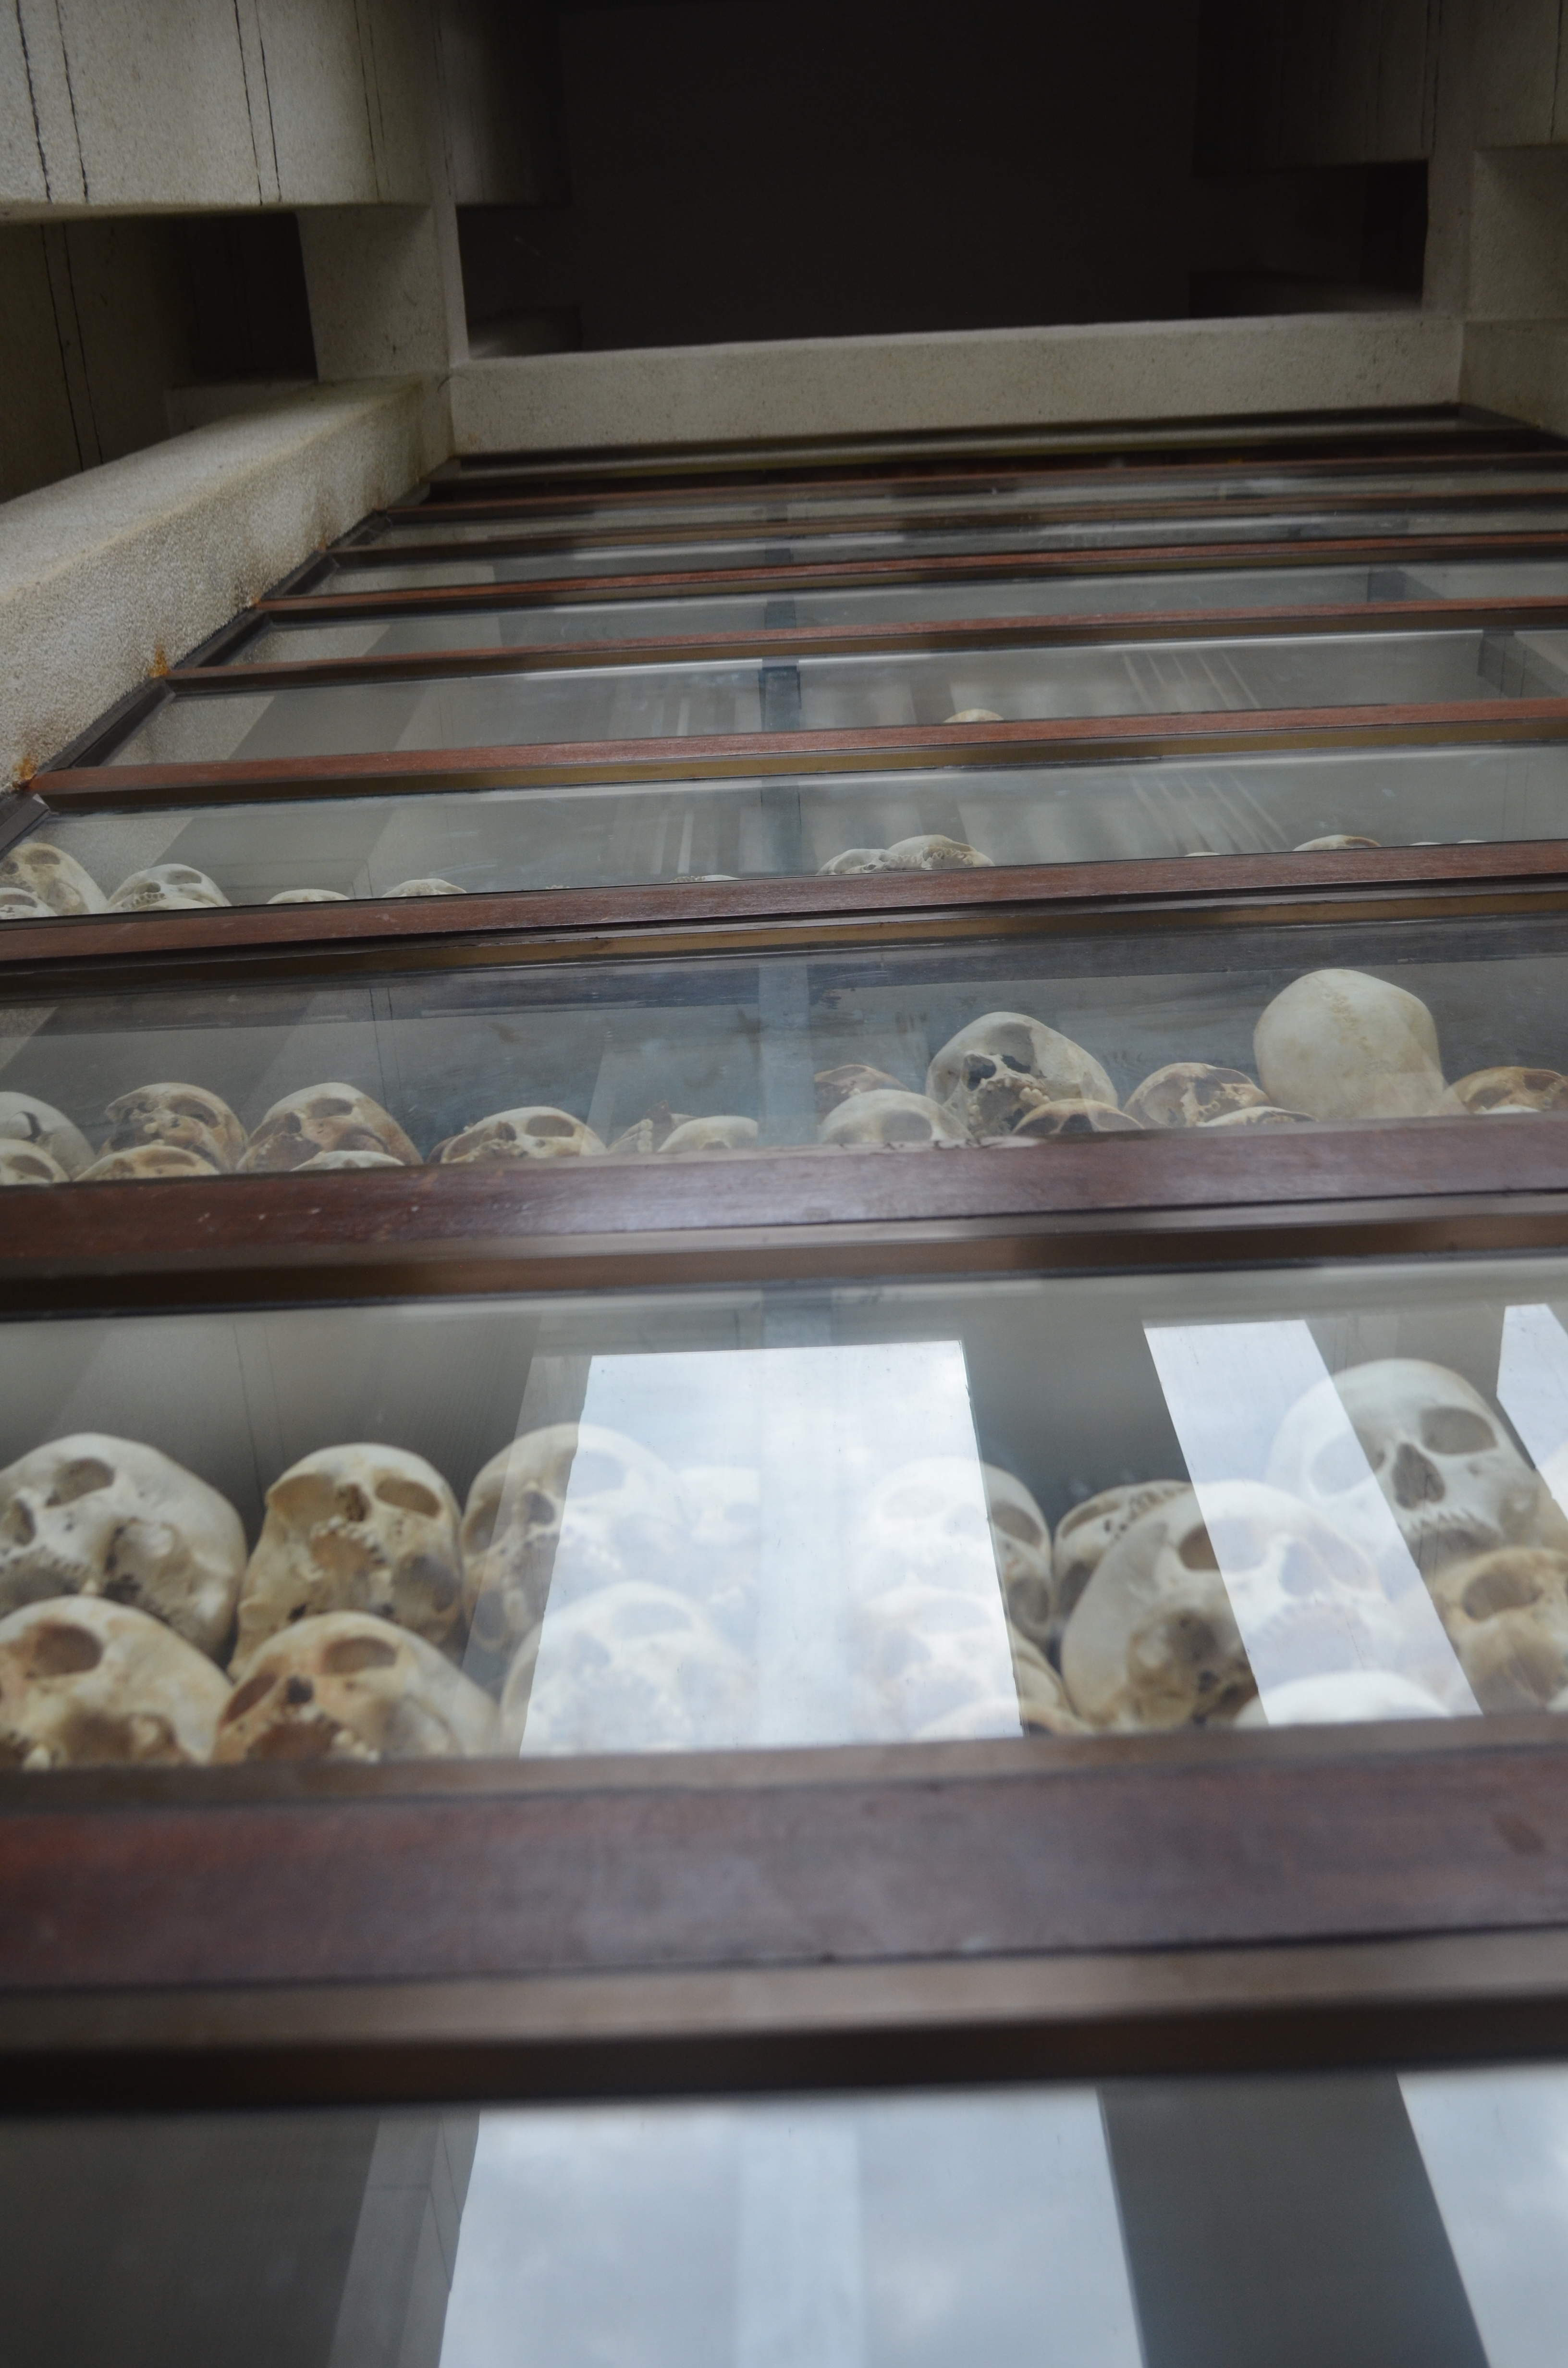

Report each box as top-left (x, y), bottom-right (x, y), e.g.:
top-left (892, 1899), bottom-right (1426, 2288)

top-left (8, 408), bottom-right (1568, 2164)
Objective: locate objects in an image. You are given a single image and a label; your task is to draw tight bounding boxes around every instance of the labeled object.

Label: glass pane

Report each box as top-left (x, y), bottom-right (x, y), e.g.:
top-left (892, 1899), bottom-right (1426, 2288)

top-left (233, 556), bottom-right (1568, 664)
top-left (16, 740), bottom-right (1568, 912)
top-left (8, 1246), bottom-right (1568, 1760)
top-left (6, 2066), bottom-right (1568, 2365)
top-left (104, 628), bottom-right (1568, 766)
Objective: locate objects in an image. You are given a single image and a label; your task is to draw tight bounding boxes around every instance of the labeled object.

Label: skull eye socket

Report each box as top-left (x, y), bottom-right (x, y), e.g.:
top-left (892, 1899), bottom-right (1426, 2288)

top-left (321, 1634), bottom-right (399, 1675)
top-left (1461, 1560), bottom-right (1545, 1619)
top-left (1204, 1518), bottom-right (1271, 1573)
top-left (1421, 1408), bottom-right (1496, 1456)
top-left (1309, 1431), bottom-right (1373, 1494)
top-left (169, 1097), bottom-right (220, 1122)
top-left (46, 1457), bottom-right (115, 1507)
top-left (28, 1621), bottom-right (103, 1676)
top-left (223, 1672), bottom-right (277, 1722)
top-left (990, 1504), bottom-right (1042, 1547)
top-left (375, 1476), bottom-right (440, 1518)
top-left (1176, 1522), bottom-right (1220, 1572)
top-left (569, 1451), bottom-right (630, 1499)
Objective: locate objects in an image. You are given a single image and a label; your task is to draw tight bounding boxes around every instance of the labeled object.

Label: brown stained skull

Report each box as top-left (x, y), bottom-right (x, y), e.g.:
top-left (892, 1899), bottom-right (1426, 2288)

top-left (1428, 1546), bottom-right (1568, 1710)
top-left (1124, 1063), bottom-right (1271, 1129)
top-left (238, 1084), bottom-right (420, 1171)
top-left (878, 836), bottom-right (993, 872)
top-left (0, 1597), bottom-right (231, 1768)
top-left (215, 1613), bottom-right (496, 1762)
top-left (434, 1107), bottom-right (607, 1164)
top-left (1060, 1489), bottom-right (1258, 1729)
top-left (1007, 1098), bottom-right (1140, 1140)
top-left (79, 1144), bottom-right (220, 1183)
top-left (0, 841), bottom-right (107, 917)
top-left (0, 1145), bottom-right (67, 1187)
top-left (1450, 1067), bottom-right (1568, 1116)
top-left (103, 1082), bottom-right (248, 1172)
top-left (233, 1445), bottom-right (466, 1668)
top-left (0, 887), bottom-right (54, 922)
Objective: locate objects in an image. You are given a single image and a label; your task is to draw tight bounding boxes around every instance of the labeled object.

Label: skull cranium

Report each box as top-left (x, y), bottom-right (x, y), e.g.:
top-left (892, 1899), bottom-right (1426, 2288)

top-left (656, 1116), bottom-right (760, 1153)
top-left (103, 1083), bottom-right (247, 1172)
top-left (1450, 1067), bottom-right (1568, 1116)
top-left (500, 1581), bottom-right (754, 1753)
top-left (0, 1092), bottom-right (93, 1177)
top-left (0, 841), bottom-right (107, 916)
top-left (818, 1090), bottom-right (966, 1148)
top-left (0, 1596), bottom-right (231, 1767)
top-left (0, 1433), bottom-right (245, 1657)
top-left (108, 864), bottom-right (229, 913)
top-left (1124, 1063), bottom-right (1271, 1129)
top-left (1254, 969), bottom-right (1451, 1120)
top-left (1051, 1480), bottom-right (1188, 1653)
top-left (1427, 1546), bottom-right (1568, 1711)
top-left (239, 1084), bottom-right (420, 1171)
top-left (216, 1612), bottom-right (496, 1761)
top-left (980, 1465), bottom-right (1054, 1649)
top-left (0, 1144), bottom-right (67, 1186)
top-left (1060, 1487), bottom-right (1257, 1729)
top-left (434, 1107), bottom-right (606, 1163)
top-left (79, 1144), bottom-right (220, 1182)
top-left (233, 1444), bottom-right (466, 1668)
top-left (927, 1014), bottom-right (1116, 1139)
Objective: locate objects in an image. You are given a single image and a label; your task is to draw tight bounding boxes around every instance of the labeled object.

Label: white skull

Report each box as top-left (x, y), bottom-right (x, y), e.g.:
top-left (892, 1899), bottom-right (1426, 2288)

top-left (216, 1612), bottom-right (496, 1762)
top-left (1007, 1097), bottom-right (1140, 1139)
top-left (0, 887), bottom-right (54, 922)
top-left (1254, 969), bottom-right (1451, 1120)
top-left (0, 1092), bottom-right (92, 1176)
top-left (927, 1014), bottom-right (1116, 1138)
top-left (945, 708), bottom-right (1002, 723)
top-left (852, 1580), bottom-right (1022, 1739)
top-left (386, 878), bottom-right (465, 897)
top-left (813, 1064), bottom-right (903, 1117)
top-left (500, 1581), bottom-right (755, 1754)
top-left (239, 1083), bottom-right (421, 1170)
top-left (1267, 1358), bottom-right (1546, 1582)
top-left (1125, 1063), bottom-right (1271, 1128)
top-left (108, 864), bottom-right (229, 913)
top-left (608, 1104), bottom-right (693, 1154)
top-left (818, 848), bottom-right (888, 876)
top-left (818, 1090), bottom-right (966, 1147)
top-left (435, 1107), bottom-right (607, 1163)
top-left (849, 1457), bottom-right (997, 1604)
top-left (1189, 1479), bottom-right (1405, 1690)
top-left (0, 1597), bottom-right (230, 1768)
top-left (80, 1144), bottom-right (220, 1182)
top-left (268, 889), bottom-right (349, 904)
top-left (1427, 1547), bottom-right (1568, 1711)
top-left (1294, 835), bottom-right (1381, 851)
top-left (1450, 1067), bottom-right (1568, 1115)
top-left (0, 1144), bottom-right (66, 1186)
top-left (0, 840), bottom-right (107, 916)
top-left (1051, 1480), bottom-right (1188, 1651)
top-left (656, 1116), bottom-right (760, 1153)
top-left (234, 1444), bottom-right (466, 1669)
top-left (980, 1465), bottom-right (1054, 1649)
top-left (879, 835), bottom-right (993, 871)
top-left (461, 1424), bottom-right (686, 1659)
top-left (0, 1434), bottom-right (245, 1658)
top-left (1236, 1669), bottom-right (1448, 1725)
top-left (1060, 1488), bottom-right (1257, 1728)
top-left (103, 1082), bottom-right (247, 1172)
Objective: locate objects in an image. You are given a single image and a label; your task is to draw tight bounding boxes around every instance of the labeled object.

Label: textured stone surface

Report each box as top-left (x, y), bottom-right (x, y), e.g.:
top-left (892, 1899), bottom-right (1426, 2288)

top-left (1461, 318), bottom-right (1568, 438)
top-left (0, 377), bottom-right (451, 783)
top-left (451, 311), bottom-right (1464, 453)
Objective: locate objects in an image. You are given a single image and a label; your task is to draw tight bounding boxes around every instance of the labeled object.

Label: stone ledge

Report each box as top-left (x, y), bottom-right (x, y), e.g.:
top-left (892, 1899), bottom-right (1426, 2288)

top-left (0, 376), bottom-right (452, 784)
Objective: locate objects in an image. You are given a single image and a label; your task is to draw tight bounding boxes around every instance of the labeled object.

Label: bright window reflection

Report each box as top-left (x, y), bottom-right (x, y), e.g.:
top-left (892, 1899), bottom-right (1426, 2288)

top-left (1404, 2066), bottom-right (1568, 2368)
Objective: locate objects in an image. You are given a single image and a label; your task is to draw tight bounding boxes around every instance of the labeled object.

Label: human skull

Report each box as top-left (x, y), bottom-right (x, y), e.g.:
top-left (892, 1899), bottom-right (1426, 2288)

top-left (1294, 835), bottom-right (1382, 851)
top-left (0, 1092), bottom-right (91, 1176)
top-left (1186, 1480), bottom-right (1404, 1691)
top-left (0, 1597), bottom-right (231, 1768)
top-left (500, 1581), bottom-right (755, 1753)
top-left (215, 1612), bottom-right (496, 1762)
top-left (819, 1090), bottom-right (966, 1148)
top-left (0, 887), bottom-right (54, 922)
top-left (1236, 1669), bottom-right (1448, 1725)
top-left (108, 863), bottom-right (229, 913)
top-left (233, 1444), bottom-right (465, 1669)
top-left (1125, 1063), bottom-right (1272, 1129)
top-left (980, 1465), bottom-right (1054, 1648)
top-left (1060, 1488), bottom-right (1257, 1728)
top-left (1254, 969), bottom-right (1450, 1120)
top-left (852, 1580), bottom-right (1022, 1739)
top-left (268, 888), bottom-right (349, 904)
top-left (103, 1083), bottom-right (247, 1172)
top-left (0, 841), bottom-right (107, 916)
top-left (434, 1107), bottom-right (606, 1163)
top-left (813, 1064), bottom-right (904, 1117)
top-left (79, 1144), bottom-right (220, 1182)
top-left (608, 1104), bottom-right (693, 1154)
top-left (1267, 1358), bottom-right (1547, 1582)
top-left (1052, 1481), bottom-right (1188, 1652)
top-left (1008, 1634), bottom-right (1088, 1735)
top-left (657, 1115), bottom-right (760, 1153)
top-left (1427, 1547), bottom-right (1568, 1711)
top-left (848, 1457), bottom-right (999, 1604)
top-left (927, 1014), bottom-right (1116, 1138)
top-left (296, 1149), bottom-right (406, 1171)
top-left (386, 878), bottom-right (464, 897)
top-left (819, 848), bottom-right (889, 876)
top-left (1450, 1067), bottom-right (1568, 1116)
top-left (880, 835), bottom-right (994, 871)
top-left (0, 1434), bottom-right (245, 1657)
top-left (0, 1144), bottom-right (66, 1186)
top-left (238, 1084), bottom-right (420, 1171)
top-left (461, 1424), bottom-right (686, 1659)
top-left (945, 708), bottom-right (1003, 723)
top-left (1007, 1098), bottom-right (1140, 1139)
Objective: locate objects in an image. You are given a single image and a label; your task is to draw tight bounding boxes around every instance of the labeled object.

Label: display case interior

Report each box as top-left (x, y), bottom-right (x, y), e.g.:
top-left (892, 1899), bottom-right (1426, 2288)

top-left (6, 1252), bottom-right (1568, 1771)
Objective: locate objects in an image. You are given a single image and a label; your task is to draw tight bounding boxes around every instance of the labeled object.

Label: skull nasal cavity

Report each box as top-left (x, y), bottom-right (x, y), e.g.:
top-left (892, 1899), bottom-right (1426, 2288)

top-left (336, 1484), bottom-right (370, 1523)
top-left (29, 1622), bottom-right (103, 1676)
top-left (375, 1478), bottom-right (439, 1517)
top-left (1392, 1442), bottom-right (1445, 1508)
top-left (1421, 1408), bottom-right (1496, 1456)
top-left (322, 1635), bottom-right (398, 1675)
top-left (46, 1458), bottom-right (114, 1506)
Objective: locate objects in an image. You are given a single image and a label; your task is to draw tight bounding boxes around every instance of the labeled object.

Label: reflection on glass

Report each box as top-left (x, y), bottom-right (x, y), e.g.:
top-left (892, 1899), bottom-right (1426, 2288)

top-left (14, 741), bottom-right (1568, 917)
top-left (7, 1257), bottom-right (1568, 1765)
top-left (1404, 2064), bottom-right (1568, 2368)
